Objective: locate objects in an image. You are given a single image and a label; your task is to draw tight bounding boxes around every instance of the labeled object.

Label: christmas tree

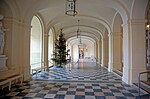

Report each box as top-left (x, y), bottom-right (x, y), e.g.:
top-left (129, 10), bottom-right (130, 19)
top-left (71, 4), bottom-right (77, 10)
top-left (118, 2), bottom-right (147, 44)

top-left (51, 29), bottom-right (67, 67)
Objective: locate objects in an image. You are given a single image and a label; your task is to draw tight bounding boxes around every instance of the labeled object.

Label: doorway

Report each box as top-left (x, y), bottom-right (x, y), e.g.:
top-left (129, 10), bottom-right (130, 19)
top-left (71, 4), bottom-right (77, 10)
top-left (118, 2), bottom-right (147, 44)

top-left (79, 48), bottom-right (84, 59)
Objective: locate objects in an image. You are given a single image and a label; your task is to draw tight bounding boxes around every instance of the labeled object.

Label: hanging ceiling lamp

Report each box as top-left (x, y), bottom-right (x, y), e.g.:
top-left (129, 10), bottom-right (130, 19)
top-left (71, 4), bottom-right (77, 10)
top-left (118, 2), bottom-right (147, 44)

top-left (77, 20), bottom-right (80, 38)
top-left (78, 34), bottom-right (84, 48)
top-left (77, 20), bottom-right (83, 47)
top-left (79, 35), bottom-right (82, 44)
top-left (65, 0), bottom-right (77, 16)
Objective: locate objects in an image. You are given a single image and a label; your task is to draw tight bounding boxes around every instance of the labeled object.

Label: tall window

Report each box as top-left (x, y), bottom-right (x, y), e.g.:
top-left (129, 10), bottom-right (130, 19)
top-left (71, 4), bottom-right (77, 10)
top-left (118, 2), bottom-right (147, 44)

top-left (30, 16), bottom-right (43, 73)
top-left (48, 29), bottom-right (54, 66)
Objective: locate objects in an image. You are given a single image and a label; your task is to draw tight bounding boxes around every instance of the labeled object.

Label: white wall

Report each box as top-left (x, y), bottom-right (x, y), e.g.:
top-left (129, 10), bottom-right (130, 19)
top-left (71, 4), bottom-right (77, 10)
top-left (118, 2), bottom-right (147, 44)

top-left (72, 44), bottom-right (79, 62)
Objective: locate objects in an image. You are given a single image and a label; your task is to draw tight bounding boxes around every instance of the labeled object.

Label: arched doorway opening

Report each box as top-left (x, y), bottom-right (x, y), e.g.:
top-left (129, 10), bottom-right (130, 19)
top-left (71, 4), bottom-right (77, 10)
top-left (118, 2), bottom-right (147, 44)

top-left (112, 13), bottom-right (123, 76)
top-left (30, 16), bottom-right (43, 74)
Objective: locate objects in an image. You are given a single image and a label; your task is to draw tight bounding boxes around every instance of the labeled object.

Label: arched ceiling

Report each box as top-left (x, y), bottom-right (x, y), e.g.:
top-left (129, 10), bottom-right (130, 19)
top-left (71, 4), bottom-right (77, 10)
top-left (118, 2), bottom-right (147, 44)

top-left (67, 36), bottom-right (95, 48)
top-left (36, 0), bottom-right (129, 45)
top-left (3, 0), bottom-right (132, 46)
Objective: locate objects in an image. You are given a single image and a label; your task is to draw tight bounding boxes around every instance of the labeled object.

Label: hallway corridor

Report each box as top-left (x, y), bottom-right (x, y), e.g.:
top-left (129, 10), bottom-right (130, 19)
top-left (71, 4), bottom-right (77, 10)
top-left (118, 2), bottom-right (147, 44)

top-left (1, 62), bottom-right (143, 99)
top-left (32, 62), bottom-right (121, 83)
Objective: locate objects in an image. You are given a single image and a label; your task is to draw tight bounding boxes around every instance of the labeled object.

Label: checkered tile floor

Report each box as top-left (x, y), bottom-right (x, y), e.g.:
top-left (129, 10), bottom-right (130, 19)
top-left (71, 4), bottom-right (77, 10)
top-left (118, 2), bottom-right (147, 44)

top-left (1, 62), bottom-right (141, 99)
top-left (32, 62), bottom-right (121, 82)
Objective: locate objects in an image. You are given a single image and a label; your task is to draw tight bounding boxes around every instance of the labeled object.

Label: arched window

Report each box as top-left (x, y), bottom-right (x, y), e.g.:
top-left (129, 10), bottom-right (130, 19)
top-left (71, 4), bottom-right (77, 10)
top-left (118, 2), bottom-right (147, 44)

top-left (30, 16), bottom-right (43, 73)
top-left (48, 29), bottom-right (54, 66)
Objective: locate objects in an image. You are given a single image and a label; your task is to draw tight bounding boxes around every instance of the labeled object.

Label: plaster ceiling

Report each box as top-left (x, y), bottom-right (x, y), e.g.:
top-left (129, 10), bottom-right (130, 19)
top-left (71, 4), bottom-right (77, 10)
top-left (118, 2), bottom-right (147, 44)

top-left (4, 0), bottom-right (130, 46)
top-left (35, 0), bottom-right (121, 45)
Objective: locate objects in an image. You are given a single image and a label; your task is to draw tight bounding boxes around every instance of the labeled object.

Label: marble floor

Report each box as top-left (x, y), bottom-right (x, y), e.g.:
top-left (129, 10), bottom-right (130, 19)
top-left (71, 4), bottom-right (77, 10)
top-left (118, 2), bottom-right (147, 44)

top-left (1, 61), bottom-right (142, 99)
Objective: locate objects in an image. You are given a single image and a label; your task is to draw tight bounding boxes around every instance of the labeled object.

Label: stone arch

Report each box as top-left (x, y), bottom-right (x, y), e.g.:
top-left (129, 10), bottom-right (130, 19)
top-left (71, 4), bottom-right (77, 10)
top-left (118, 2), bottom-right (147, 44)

top-left (0, 1), bottom-right (12, 17)
top-left (47, 15), bottom-right (111, 37)
top-left (121, 0), bottom-right (149, 84)
top-left (112, 13), bottom-right (123, 32)
top-left (112, 13), bottom-right (123, 74)
top-left (130, 0), bottom-right (148, 19)
top-left (30, 15), bottom-right (44, 73)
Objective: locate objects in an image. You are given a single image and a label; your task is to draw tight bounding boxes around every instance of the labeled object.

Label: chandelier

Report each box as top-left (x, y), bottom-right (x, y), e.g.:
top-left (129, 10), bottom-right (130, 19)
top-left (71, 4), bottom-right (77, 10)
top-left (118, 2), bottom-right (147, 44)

top-left (77, 20), bottom-right (80, 38)
top-left (78, 36), bottom-right (84, 48)
top-left (65, 0), bottom-right (77, 16)
top-left (79, 35), bottom-right (82, 44)
top-left (76, 20), bottom-right (83, 47)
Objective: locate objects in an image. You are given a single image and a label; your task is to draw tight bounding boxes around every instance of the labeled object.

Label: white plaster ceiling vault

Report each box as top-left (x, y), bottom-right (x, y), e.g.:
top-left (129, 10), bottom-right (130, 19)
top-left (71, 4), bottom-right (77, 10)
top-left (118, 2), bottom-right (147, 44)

top-left (3, 0), bottom-right (133, 46)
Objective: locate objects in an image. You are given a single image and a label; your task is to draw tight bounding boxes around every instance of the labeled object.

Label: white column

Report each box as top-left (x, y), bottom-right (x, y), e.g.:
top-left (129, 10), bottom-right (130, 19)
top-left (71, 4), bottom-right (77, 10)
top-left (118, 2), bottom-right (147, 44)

top-left (21, 23), bottom-right (31, 81)
top-left (98, 39), bottom-right (101, 64)
top-left (122, 20), bottom-right (147, 84)
top-left (122, 22), bottom-right (130, 84)
top-left (101, 38), bottom-right (104, 67)
top-left (108, 33), bottom-right (113, 72)
top-left (44, 33), bottom-right (48, 69)
top-left (71, 45), bottom-right (74, 61)
top-left (94, 44), bottom-right (97, 58)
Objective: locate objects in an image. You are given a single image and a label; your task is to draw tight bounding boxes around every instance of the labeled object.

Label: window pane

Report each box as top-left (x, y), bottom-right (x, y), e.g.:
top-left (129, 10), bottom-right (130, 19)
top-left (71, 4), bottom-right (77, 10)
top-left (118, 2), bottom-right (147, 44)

top-left (30, 16), bottom-right (43, 73)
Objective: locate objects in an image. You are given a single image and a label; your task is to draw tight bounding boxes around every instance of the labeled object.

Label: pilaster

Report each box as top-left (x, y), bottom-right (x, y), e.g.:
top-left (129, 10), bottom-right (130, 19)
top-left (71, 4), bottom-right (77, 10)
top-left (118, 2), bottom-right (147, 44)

top-left (19, 20), bottom-right (31, 81)
top-left (108, 33), bottom-right (113, 72)
top-left (101, 38), bottom-right (104, 67)
top-left (122, 19), bottom-right (147, 85)
top-left (98, 39), bottom-right (101, 64)
top-left (0, 17), bottom-right (32, 80)
top-left (44, 33), bottom-right (48, 70)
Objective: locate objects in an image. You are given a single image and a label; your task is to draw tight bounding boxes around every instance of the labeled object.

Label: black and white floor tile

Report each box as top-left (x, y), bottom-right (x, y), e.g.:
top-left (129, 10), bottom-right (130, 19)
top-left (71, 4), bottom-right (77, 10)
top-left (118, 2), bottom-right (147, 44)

top-left (0, 62), bottom-right (144, 99)
top-left (2, 81), bottom-right (139, 99)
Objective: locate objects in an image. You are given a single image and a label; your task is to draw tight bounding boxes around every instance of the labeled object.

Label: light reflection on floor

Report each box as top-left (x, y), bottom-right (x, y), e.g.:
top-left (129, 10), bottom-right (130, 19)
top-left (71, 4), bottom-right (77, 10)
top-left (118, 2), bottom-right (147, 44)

top-left (1, 61), bottom-right (143, 99)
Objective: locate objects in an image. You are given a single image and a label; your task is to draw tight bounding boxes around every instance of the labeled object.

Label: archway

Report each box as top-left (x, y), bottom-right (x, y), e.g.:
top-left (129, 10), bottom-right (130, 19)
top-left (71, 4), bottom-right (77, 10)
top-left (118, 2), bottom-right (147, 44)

top-left (112, 13), bottom-right (123, 76)
top-left (30, 16), bottom-right (43, 74)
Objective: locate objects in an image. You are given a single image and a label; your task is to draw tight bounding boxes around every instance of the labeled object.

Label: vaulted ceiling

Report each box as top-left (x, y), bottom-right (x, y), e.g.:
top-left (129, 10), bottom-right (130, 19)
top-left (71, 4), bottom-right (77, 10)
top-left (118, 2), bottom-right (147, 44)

top-left (36, 0), bottom-right (128, 45)
top-left (1, 0), bottom-right (134, 45)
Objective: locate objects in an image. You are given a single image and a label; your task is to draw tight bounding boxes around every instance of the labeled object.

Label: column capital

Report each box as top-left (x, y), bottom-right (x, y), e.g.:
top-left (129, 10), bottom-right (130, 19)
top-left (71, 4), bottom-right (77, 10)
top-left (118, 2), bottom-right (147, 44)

top-left (122, 19), bottom-right (146, 27)
top-left (5, 17), bottom-right (32, 28)
top-left (44, 33), bottom-right (49, 37)
top-left (108, 33), bottom-right (113, 37)
top-left (128, 19), bottom-right (147, 24)
top-left (112, 32), bottom-right (122, 37)
top-left (101, 36), bottom-right (106, 40)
